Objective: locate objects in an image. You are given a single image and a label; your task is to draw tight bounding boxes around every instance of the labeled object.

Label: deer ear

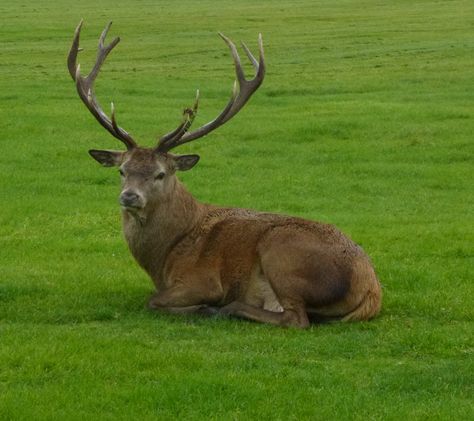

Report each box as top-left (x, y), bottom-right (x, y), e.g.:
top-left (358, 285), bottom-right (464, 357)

top-left (173, 154), bottom-right (200, 171)
top-left (89, 149), bottom-right (124, 167)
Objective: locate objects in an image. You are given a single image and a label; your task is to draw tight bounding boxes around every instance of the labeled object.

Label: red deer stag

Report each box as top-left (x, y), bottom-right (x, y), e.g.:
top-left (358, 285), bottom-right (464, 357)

top-left (68, 21), bottom-right (382, 328)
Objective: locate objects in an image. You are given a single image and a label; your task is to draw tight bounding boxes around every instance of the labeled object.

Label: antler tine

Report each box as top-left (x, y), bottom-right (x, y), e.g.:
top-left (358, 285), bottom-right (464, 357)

top-left (156, 90), bottom-right (199, 152)
top-left (68, 20), bottom-right (137, 150)
top-left (87, 22), bottom-right (120, 83)
top-left (216, 32), bottom-right (265, 124)
top-left (67, 19), bottom-right (83, 80)
top-left (241, 41), bottom-right (259, 71)
top-left (156, 33), bottom-right (265, 152)
top-left (220, 32), bottom-right (246, 82)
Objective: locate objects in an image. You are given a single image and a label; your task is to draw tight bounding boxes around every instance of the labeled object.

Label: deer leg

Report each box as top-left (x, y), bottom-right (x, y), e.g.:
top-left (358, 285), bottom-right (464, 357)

top-left (148, 301), bottom-right (219, 317)
top-left (219, 301), bottom-right (309, 328)
top-left (148, 283), bottom-right (222, 317)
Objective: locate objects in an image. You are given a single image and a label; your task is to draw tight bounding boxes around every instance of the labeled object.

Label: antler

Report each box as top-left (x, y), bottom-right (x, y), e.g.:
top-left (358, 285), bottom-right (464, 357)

top-left (155, 32), bottom-right (265, 153)
top-left (68, 20), bottom-right (137, 150)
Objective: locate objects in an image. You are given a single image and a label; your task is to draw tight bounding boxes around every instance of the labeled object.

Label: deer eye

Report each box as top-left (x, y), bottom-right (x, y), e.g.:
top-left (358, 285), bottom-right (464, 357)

top-left (119, 169), bottom-right (125, 177)
top-left (155, 172), bottom-right (165, 180)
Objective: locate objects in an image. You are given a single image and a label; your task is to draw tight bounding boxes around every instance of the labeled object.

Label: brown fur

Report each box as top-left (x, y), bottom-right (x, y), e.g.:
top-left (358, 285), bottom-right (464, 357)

top-left (89, 147), bottom-right (382, 328)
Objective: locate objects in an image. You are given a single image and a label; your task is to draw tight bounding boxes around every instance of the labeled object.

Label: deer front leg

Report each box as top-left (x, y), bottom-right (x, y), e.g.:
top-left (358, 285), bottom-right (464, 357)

top-left (219, 301), bottom-right (310, 328)
top-left (148, 280), bottom-right (223, 317)
top-left (149, 300), bottom-right (219, 316)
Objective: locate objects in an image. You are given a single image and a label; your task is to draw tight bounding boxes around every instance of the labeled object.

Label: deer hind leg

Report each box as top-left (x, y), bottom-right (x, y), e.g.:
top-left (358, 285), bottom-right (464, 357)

top-left (219, 301), bottom-right (309, 328)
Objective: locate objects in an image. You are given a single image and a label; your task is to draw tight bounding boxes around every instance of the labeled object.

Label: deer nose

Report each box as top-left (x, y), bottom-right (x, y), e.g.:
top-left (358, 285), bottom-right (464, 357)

top-left (119, 190), bottom-right (141, 208)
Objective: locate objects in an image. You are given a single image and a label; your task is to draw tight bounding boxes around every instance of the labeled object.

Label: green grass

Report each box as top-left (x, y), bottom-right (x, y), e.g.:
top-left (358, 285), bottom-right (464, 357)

top-left (1, 0), bottom-right (473, 419)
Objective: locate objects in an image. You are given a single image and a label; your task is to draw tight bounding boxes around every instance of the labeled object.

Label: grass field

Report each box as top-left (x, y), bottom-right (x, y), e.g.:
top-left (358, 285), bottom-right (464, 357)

top-left (1, 0), bottom-right (473, 419)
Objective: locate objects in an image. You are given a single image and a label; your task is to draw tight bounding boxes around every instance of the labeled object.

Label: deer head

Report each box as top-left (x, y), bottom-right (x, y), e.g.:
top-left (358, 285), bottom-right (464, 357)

top-left (68, 21), bottom-right (265, 215)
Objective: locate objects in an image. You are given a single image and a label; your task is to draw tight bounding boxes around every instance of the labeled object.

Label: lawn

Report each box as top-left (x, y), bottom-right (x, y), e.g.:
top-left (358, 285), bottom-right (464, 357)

top-left (0, 0), bottom-right (473, 419)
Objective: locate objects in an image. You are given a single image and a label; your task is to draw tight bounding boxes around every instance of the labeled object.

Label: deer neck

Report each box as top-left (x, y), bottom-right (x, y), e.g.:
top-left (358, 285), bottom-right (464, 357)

top-left (121, 179), bottom-right (204, 283)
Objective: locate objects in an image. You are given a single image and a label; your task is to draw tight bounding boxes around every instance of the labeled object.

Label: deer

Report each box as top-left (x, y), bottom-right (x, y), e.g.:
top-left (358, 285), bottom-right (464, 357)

top-left (68, 21), bottom-right (382, 328)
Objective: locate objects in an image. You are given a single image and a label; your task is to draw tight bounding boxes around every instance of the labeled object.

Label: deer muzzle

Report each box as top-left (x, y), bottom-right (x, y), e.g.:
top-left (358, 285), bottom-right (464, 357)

top-left (119, 190), bottom-right (144, 210)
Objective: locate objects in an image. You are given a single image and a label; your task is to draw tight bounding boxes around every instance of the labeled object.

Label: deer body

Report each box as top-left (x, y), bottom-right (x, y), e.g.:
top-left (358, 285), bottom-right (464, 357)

top-left (121, 168), bottom-right (381, 328)
top-left (68, 21), bottom-right (382, 327)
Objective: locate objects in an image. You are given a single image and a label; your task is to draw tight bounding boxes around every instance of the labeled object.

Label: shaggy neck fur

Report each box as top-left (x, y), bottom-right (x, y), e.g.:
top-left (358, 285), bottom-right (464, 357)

top-left (121, 179), bottom-right (204, 286)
